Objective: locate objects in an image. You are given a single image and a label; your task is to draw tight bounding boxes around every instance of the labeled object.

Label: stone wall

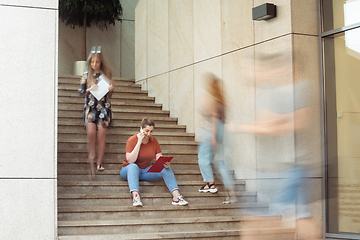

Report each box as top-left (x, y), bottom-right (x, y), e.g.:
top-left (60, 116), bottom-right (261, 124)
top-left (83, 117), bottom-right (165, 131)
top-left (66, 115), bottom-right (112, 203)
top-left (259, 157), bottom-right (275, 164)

top-left (135, 0), bottom-right (323, 239)
top-left (0, 1), bottom-right (58, 239)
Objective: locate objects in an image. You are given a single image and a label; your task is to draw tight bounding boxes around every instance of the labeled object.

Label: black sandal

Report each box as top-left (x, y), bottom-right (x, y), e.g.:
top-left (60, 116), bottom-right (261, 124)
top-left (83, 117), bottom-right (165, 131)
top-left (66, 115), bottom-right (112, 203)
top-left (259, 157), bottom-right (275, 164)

top-left (97, 164), bottom-right (105, 171)
top-left (199, 182), bottom-right (218, 193)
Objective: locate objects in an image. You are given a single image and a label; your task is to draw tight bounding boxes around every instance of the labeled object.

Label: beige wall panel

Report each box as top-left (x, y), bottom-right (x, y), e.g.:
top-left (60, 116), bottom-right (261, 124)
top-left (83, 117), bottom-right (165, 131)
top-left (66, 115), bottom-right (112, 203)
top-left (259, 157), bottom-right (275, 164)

top-left (121, 0), bottom-right (139, 21)
top-left (135, 0), bottom-right (147, 81)
top-left (121, 20), bottom-right (135, 79)
top-left (347, 113), bottom-right (360, 158)
top-left (0, 179), bottom-right (57, 240)
top-left (336, 112), bottom-right (348, 160)
top-left (193, 0), bottom-right (222, 62)
top-left (59, 0), bottom-right (137, 77)
top-left (291, 0), bottom-right (318, 35)
top-left (147, 0), bottom-right (169, 77)
top-left (193, 57), bottom-right (222, 142)
top-left (169, 66), bottom-right (195, 133)
top-left (59, 22), bottom-right (121, 77)
top-left (87, 24), bottom-right (121, 77)
top-left (138, 79), bottom-right (148, 91)
top-left (148, 73), bottom-right (170, 111)
top-left (58, 22), bottom-right (83, 75)
top-left (169, 0), bottom-right (194, 71)
top-left (222, 47), bottom-right (256, 179)
top-left (254, 0), bottom-right (291, 43)
top-left (334, 36), bottom-right (348, 112)
top-left (0, 6), bottom-right (57, 178)
top-left (254, 35), bottom-right (295, 175)
top-left (293, 34), bottom-right (322, 177)
top-left (221, 0), bottom-right (254, 53)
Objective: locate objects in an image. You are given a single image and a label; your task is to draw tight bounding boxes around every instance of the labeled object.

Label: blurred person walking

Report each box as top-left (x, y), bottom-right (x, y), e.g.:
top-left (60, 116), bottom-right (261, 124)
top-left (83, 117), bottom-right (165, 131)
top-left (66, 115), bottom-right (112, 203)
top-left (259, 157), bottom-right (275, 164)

top-left (197, 73), bottom-right (236, 204)
top-left (227, 51), bottom-right (317, 232)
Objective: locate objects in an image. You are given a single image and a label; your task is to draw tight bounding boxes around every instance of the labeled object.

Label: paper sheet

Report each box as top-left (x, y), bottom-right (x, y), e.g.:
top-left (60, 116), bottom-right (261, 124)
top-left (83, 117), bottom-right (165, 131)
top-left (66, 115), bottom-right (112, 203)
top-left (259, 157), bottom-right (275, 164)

top-left (90, 74), bottom-right (110, 100)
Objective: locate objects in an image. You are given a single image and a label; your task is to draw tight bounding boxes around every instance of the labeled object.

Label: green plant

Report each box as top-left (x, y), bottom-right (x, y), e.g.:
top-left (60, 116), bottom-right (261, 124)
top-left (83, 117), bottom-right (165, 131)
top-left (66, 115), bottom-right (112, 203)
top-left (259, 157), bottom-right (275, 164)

top-left (59, 0), bottom-right (123, 60)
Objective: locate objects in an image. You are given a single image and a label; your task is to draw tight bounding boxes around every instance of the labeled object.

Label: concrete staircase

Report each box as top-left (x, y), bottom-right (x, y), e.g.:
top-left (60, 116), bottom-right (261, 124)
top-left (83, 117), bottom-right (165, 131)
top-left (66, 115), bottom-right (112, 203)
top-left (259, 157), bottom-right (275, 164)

top-left (57, 75), bottom-right (295, 239)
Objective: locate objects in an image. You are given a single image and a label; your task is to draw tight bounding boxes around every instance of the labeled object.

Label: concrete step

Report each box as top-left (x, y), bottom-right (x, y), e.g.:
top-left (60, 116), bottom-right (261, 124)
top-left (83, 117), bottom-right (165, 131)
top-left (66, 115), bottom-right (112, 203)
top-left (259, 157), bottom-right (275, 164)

top-left (59, 81), bottom-right (141, 89)
top-left (57, 203), bottom-right (267, 222)
top-left (58, 84), bottom-right (146, 93)
top-left (57, 157), bottom-right (199, 170)
top-left (57, 116), bottom-right (179, 126)
top-left (58, 122), bottom-right (186, 132)
top-left (59, 75), bottom-right (135, 86)
top-left (57, 227), bottom-right (295, 240)
top-left (59, 102), bottom-right (163, 111)
top-left (57, 215), bottom-right (285, 236)
top-left (58, 191), bottom-right (257, 209)
top-left (57, 180), bottom-right (246, 194)
top-left (57, 151), bottom-right (198, 161)
top-left (57, 148), bottom-right (198, 155)
top-left (58, 169), bottom-right (204, 181)
top-left (57, 140), bottom-right (198, 151)
top-left (59, 108), bottom-right (171, 118)
top-left (58, 169), bottom-right (235, 182)
top-left (58, 131), bottom-right (194, 142)
top-left (58, 90), bottom-right (155, 103)
top-left (59, 97), bottom-right (162, 108)
top-left (58, 89), bottom-right (150, 99)
top-left (57, 157), bottom-right (198, 164)
top-left (57, 203), bottom-right (247, 221)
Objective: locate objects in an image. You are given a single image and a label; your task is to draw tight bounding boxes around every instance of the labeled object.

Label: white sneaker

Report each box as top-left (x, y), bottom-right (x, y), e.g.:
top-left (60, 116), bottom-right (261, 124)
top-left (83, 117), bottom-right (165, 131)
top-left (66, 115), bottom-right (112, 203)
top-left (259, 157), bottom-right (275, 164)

top-left (172, 194), bottom-right (188, 206)
top-left (133, 193), bottom-right (143, 207)
top-left (223, 197), bottom-right (237, 204)
top-left (199, 183), bottom-right (218, 193)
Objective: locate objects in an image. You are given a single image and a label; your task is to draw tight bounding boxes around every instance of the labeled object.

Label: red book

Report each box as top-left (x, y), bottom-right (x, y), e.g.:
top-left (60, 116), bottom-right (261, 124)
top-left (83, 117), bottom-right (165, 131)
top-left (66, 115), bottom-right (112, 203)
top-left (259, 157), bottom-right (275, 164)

top-left (147, 156), bottom-right (174, 172)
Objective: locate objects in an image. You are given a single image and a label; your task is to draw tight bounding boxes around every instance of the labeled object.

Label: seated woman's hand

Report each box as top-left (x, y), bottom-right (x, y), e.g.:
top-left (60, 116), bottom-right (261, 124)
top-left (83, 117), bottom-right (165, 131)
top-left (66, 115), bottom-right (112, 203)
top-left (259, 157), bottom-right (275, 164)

top-left (163, 161), bottom-right (170, 168)
top-left (136, 132), bottom-right (146, 143)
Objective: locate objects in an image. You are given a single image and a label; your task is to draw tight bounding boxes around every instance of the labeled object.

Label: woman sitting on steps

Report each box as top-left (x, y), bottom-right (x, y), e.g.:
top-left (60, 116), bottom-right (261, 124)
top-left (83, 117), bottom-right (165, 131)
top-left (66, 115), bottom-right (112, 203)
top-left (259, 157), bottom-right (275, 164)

top-left (120, 118), bottom-right (188, 207)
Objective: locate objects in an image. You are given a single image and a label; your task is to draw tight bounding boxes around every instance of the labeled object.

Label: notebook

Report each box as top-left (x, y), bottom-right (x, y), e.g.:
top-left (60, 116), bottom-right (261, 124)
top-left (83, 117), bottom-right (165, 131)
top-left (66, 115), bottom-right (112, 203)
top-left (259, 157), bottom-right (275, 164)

top-left (147, 156), bottom-right (174, 172)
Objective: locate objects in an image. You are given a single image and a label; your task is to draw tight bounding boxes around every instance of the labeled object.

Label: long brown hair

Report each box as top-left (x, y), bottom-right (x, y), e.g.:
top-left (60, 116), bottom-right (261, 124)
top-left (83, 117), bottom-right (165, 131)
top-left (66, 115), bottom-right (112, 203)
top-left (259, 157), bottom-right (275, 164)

top-left (86, 52), bottom-right (113, 88)
top-left (206, 73), bottom-right (226, 121)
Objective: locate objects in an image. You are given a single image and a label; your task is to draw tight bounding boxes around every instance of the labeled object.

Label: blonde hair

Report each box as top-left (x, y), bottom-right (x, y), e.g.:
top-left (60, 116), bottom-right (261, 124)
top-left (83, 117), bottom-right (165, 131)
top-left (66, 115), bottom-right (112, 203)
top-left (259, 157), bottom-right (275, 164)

top-left (86, 52), bottom-right (113, 88)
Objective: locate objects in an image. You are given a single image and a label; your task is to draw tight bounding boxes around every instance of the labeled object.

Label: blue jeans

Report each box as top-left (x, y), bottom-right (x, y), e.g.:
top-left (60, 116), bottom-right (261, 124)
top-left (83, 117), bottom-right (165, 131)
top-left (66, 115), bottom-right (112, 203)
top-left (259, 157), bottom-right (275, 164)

top-left (271, 165), bottom-right (311, 219)
top-left (120, 163), bottom-right (179, 194)
top-left (198, 119), bottom-right (234, 190)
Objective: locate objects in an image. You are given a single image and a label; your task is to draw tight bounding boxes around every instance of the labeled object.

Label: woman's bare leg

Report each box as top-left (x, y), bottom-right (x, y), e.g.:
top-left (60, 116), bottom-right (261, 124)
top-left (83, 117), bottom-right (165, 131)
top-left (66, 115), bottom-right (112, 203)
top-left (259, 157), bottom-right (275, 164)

top-left (86, 123), bottom-right (97, 178)
top-left (96, 126), bottom-right (107, 170)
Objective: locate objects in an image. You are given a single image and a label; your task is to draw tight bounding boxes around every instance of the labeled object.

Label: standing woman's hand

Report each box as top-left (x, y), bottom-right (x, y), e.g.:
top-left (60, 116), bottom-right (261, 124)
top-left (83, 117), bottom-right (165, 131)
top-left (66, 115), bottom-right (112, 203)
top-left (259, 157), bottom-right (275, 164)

top-left (87, 84), bottom-right (98, 92)
top-left (108, 84), bottom-right (114, 92)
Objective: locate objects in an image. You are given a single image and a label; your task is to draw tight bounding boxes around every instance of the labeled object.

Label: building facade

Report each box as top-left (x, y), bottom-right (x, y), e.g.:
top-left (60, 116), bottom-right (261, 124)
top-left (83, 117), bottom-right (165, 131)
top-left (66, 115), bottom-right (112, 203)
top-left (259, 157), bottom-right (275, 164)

top-left (1, 0), bottom-right (360, 239)
top-left (134, 0), bottom-right (360, 239)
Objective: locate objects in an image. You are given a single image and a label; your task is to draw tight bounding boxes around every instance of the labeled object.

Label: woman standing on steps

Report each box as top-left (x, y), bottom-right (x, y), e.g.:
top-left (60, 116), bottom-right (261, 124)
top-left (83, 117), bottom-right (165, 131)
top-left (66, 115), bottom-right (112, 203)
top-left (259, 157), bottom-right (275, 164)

top-left (79, 46), bottom-right (114, 179)
top-left (120, 118), bottom-right (188, 207)
top-left (197, 72), bottom-right (236, 204)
